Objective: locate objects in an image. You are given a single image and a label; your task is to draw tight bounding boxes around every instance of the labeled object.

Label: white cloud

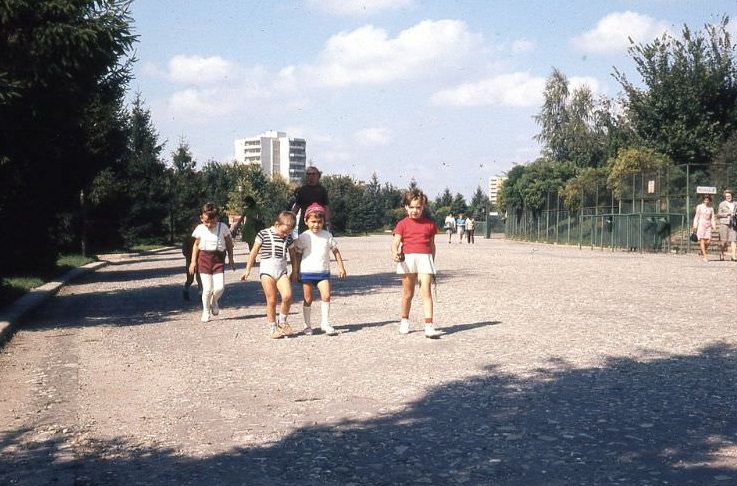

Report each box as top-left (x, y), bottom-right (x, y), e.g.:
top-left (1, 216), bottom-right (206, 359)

top-left (568, 76), bottom-right (603, 95)
top-left (571, 11), bottom-right (672, 54)
top-left (305, 0), bottom-right (413, 16)
top-left (167, 55), bottom-right (234, 84)
top-left (431, 72), bottom-right (546, 107)
top-left (168, 89), bottom-right (234, 117)
top-left (302, 20), bottom-right (483, 87)
top-left (355, 127), bottom-right (392, 145)
top-left (510, 38), bottom-right (536, 54)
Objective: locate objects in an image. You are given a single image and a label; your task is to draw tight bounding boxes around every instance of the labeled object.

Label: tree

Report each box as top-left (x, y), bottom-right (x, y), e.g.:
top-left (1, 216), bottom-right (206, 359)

top-left (435, 188), bottom-right (454, 207)
top-left (606, 147), bottom-right (672, 199)
top-left (450, 193), bottom-right (468, 215)
top-left (469, 186), bottom-right (490, 220)
top-left (534, 68), bottom-right (609, 168)
top-left (118, 94), bottom-right (169, 246)
top-left (0, 0), bottom-right (136, 272)
top-left (615, 17), bottom-right (737, 166)
top-left (170, 139), bottom-right (200, 241)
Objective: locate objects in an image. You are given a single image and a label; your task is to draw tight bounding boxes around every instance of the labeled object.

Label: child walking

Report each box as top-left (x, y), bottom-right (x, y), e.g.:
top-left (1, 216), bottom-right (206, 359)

top-left (391, 188), bottom-right (442, 338)
top-left (293, 203), bottom-right (347, 336)
top-left (182, 216), bottom-right (203, 301)
top-left (189, 203), bottom-right (235, 322)
top-left (241, 211), bottom-right (298, 339)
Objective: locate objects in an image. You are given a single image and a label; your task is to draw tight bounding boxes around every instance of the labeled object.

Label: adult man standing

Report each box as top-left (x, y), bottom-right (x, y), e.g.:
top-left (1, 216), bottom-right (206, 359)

top-left (292, 166), bottom-right (329, 232)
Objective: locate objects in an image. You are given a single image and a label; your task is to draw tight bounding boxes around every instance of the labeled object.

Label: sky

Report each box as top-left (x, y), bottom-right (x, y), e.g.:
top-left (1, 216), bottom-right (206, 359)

top-left (127, 0), bottom-right (737, 200)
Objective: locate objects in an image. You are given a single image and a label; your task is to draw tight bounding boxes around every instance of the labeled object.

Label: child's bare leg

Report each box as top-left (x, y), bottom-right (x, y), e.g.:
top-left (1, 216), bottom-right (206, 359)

top-left (418, 273), bottom-right (434, 320)
top-left (700, 239), bottom-right (709, 261)
top-left (400, 274), bottom-right (416, 317)
top-left (276, 275), bottom-right (293, 316)
top-left (260, 275), bottom-right (278, 323)
top-left (302, 283), bottom-right (314, 333)
top-left (316, 280), bottom-right (336, 334)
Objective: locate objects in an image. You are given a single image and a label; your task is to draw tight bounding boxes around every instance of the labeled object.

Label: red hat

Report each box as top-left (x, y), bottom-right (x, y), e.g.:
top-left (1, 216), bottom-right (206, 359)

top-left (304, 203), bottom-right (326, 219)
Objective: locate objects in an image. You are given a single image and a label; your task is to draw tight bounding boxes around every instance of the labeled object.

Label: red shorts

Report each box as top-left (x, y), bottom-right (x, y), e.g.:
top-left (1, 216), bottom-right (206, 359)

top-left (198, 250), bottom-right (225, 274)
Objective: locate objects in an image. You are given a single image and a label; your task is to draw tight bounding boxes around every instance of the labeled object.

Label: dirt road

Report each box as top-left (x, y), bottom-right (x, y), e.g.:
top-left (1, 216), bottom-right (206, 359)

top-left (1, 235), bottom-right (736, 485)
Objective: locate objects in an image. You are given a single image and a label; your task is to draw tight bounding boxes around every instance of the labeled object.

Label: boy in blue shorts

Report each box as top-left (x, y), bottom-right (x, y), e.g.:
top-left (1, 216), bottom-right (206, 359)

top-left (294, 203), bottom-right (347, 336)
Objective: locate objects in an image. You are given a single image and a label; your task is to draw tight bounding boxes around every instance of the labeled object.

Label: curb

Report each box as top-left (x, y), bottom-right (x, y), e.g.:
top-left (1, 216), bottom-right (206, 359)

top-left (0, 247), bottom-right (174, 347)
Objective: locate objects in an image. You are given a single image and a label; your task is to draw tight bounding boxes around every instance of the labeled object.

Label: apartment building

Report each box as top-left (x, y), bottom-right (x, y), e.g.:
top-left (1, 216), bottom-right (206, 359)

top-left (234, 130), bottom-right (307, 183)
top-left (488, 175), bottom-right (507, 207)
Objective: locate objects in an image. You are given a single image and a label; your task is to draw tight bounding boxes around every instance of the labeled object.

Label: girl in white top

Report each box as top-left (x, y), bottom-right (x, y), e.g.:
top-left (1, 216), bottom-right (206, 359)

top-left (189, 203), bottom-right (235, 322)
top-left (293, 203), bottom-right (346, 336)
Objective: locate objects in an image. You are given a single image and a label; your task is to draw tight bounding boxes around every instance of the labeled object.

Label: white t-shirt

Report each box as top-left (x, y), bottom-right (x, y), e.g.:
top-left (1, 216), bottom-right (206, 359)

top-left (192, 222), bottom-right (230, 252)
top-left (296, 229), bottom-right (337, 273)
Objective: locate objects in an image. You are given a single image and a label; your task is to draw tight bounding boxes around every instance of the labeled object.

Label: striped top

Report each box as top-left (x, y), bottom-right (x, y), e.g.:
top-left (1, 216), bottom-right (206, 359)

top-left (256, 227), bottom-right (294, 261)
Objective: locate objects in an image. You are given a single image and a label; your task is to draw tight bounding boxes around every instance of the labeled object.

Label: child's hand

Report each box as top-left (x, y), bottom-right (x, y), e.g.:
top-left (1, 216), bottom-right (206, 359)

top-left (188, 262), bottom-right (197, 274)
top-left (337, 266), bottom-right (347, 278)
top-left (229, 260), bottom-right (236, 271)
top-left (289, 271), bottom-right (298, 283)
top-left (240, 271), bottom-right (249, 281)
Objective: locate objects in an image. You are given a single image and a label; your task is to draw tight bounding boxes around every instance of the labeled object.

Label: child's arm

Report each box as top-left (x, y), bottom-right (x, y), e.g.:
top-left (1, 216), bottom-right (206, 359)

top-left (189, 239), bottom-right (200, 275)
top-left (391, 233), bottom-right (403, 262)
top-left (332, 248), bottom-right (347, 278)
top-left (225, 233), bottom-right (236, 271)
top-left (430, 234), bottom-right (436, 261)
top-left (288, 247), bottom-right (299, 282)
top-left (240, 241), bottom-right (261, 280)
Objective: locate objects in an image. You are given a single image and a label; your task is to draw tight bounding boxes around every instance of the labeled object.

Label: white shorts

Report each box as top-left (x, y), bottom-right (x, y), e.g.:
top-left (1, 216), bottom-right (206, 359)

top-left (260, 258), bottom-right (288, 280)
top-left (396, 253), bottom-right (436, 275)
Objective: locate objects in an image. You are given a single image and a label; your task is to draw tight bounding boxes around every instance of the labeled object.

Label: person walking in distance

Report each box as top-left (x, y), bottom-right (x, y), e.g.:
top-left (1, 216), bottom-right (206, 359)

top-left (465, 215), bottom-right (476, 244)
top-left (444, 213), bottom-right (455, 244)
top-left (391, 188), bottom-right (442, 338)
top-left (717, 189), bottom-right (737, 261)
top-left (455, 213), bottom-right (466, 244)
top-left (182, 216), bottom-right (203, 301)
top-left (692, 194), bottom-right (717, 262)
top-left (292, 166), bottom-right (329, 233)
top-left (293, 203), bottom-right (347, 336)
top-left (241, 211), bottom-right (298, 339)
top-left (189, 203), bottom-right (236, 322)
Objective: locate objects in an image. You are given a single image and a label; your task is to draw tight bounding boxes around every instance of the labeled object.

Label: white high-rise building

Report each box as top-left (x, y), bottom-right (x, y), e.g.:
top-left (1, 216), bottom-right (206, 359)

top-left (234, 130), bottom-right (306, 183)
top-left (488, 175), bottom-right (507, 207)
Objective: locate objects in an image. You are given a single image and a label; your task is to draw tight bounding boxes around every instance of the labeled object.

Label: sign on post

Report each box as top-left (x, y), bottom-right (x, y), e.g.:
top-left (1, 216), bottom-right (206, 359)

top-left (696, 186), bottom-right (717, 194)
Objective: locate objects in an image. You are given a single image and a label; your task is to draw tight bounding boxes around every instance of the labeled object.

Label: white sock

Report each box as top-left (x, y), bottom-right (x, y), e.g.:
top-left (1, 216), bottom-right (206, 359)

top-left (321, 301), bottom-right (330, 326)
top-left (303, 305), bottom-right (312, 327)
top-left (278, 313), bottom-right (287, 324)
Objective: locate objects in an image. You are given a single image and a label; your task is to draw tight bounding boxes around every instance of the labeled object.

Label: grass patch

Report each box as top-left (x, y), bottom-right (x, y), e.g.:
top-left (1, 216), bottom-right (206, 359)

top-left (0, 254), bottom-right (96, 311)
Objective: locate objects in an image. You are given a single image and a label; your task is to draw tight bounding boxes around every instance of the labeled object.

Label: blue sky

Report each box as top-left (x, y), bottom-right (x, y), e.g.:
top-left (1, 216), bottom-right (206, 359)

top-left (128, 0), bottom-right (736, 199)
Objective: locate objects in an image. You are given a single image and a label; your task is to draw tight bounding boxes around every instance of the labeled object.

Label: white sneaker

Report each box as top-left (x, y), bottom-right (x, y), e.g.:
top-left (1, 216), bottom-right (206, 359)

top-left (399, 320), bottom-right (411, 335)
top-left (424, 325), bottom-right (442, 339)
top-left (270, 324), bottom-right (284, 339)
top-left (303, 325), bottom-right (313, 336)
top-left (200, 310), bottom-right (210, 323)
top-left (321, 324), bottom-right (338, 336)
top-left (211, 300), bottom-right (220, 316)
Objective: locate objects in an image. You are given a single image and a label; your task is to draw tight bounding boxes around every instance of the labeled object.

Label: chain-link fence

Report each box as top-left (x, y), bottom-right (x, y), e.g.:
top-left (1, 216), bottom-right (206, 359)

top-left (505, 163), bottom-right (737, 253)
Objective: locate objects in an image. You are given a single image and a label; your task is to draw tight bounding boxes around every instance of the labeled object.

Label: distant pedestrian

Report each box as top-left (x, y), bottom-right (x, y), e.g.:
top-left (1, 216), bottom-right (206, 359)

top-left (241, 211), bottom-right (298, 339)
top-left (189, 203), bottom-right (236, 322)
top-left (182, 216), bottom-right (203, 301)
top-left (392, 188), bottom-right (442, 338)
top-left (229, 196), bottom-right (264, 254)
top-left (692, 194), bottom-right (717, 262)
top-left (444, 213), bottom-right (455, 243)
top-left (717, 189), bottom-right (737, 261)
top-left (294, 203), bottom-right (347, 336)
top-left (292, 166), bottom-right (330, 233)
top-left (465, 215), bottom-right (475, 244)
top-left (455, 213), bottom-right (466, 244)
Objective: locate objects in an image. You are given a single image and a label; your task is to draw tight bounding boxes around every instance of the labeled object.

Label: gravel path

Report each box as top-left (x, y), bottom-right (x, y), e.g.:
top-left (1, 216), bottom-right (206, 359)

top-left (1, 235), bottom-right (736, 485)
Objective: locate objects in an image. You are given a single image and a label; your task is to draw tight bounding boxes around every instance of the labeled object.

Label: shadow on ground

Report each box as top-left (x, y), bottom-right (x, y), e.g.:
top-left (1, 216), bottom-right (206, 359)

top-left (2, 344), bottom-right (736, 485)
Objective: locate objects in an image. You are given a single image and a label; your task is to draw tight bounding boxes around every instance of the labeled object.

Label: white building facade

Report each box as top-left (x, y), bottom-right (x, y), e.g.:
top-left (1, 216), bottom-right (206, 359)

top-left (488, 175), bottom-right (507, 207)
top-left (234, 131), bottom-right (306, 183)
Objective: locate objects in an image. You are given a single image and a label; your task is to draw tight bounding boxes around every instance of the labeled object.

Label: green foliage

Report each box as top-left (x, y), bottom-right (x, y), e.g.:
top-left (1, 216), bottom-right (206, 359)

top-left (434, 188), bottom-right (453, 207)
top-left (615, 17), bottom-right (737, 166)
top-left (606, 147), bottom-right (672, 198)
top-left (561, 167), bottom-right (608, 210)
top-left (469, 186), bottom-right (490, 219)
top-left (0, 0), bottom-right (136, 272)
top-left (534, 68), bottom-right (610, 168)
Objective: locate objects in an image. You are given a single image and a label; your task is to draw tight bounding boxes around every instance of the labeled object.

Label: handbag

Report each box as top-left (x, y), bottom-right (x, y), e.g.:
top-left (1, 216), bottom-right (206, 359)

top-left (689, 232), bottom-right (698, 243)
top-left (731, 214), bottom-right (737, 228)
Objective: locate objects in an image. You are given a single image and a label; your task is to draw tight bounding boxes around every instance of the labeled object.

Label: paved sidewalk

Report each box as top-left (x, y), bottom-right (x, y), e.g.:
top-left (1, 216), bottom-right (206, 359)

top-left (1, 235), bottom-right (736, 485)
